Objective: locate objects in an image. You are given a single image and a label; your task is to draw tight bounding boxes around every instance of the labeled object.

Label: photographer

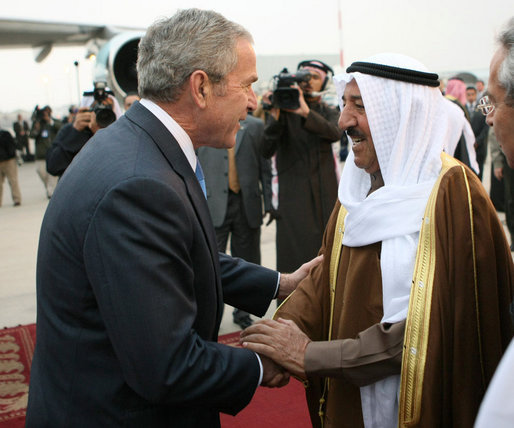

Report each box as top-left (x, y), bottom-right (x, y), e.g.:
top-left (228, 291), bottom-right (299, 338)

top-left (46, 82), bottom-right (120, 177)
top-left (261, 60), bottom-right (342, 277)
top-left (13, 114), bottom-right (31, 162)
top-left (30, 105), bottom-right (61, 198)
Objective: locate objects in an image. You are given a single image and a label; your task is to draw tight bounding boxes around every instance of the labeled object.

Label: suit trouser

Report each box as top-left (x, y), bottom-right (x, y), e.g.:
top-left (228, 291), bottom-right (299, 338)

top-left (36, 160), bottom-right (58, 198)
top-left (216, 191), bottom-right (261, 263)
top-left (215, 191), bottom-right (261, 321)
top-left (0, 158), bottom-right (22, 206)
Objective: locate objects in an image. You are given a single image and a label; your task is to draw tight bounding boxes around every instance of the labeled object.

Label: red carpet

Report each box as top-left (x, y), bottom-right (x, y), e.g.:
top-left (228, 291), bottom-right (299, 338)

top-left (0, 327), bottom-right (310, 427)
top-left (219, 331), bottom-right (311, 428)
top-left (0, 324), bottom-right (36, 428)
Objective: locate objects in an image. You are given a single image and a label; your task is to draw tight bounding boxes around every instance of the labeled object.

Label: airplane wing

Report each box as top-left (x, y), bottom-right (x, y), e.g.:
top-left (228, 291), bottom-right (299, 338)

top-left (0, 18), bottom-right (145, 96)
top-left (0, 18), bottom-right (144, 47)
top-left (0, 18), bottom-right (106, 47)
top-left (0, 18), bottom-right (145, 61)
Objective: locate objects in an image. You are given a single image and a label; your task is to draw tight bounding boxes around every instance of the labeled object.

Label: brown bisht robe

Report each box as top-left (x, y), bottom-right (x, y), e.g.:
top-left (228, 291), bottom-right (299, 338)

top-left (276, 154), bottom-right (514, 428)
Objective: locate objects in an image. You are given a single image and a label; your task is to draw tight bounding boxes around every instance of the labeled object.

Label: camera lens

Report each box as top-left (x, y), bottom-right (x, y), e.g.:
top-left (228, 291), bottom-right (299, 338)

top-left (93, 106), bottom-right (116, 129)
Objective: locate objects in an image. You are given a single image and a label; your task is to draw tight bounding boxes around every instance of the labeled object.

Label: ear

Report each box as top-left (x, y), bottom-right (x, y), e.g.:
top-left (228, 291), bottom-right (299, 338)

top-left (189, 70), bottom-right (211, 109)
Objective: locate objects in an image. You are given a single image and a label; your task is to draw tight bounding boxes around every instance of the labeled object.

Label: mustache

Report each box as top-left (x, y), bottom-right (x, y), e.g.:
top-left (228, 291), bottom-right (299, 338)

top-left (346, 127), bottom-right (366, 139)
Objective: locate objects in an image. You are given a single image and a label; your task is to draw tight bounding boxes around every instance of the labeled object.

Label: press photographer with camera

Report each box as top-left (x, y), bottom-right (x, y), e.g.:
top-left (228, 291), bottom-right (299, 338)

top-left (46, 82), bottom-right (121, 177)
top-left (30, 105), bottom-right (62, 198)
top-left (261, 60), bottom-right (342, 278)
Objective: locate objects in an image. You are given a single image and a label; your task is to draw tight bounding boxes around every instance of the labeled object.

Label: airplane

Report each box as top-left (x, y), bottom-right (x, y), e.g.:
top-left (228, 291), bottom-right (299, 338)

top-left (0, 18), bottom-right (145, 101)
top-left (0, 17), bottom-right (345, 105)
top-left (0, 17), bottom-right (488, 108)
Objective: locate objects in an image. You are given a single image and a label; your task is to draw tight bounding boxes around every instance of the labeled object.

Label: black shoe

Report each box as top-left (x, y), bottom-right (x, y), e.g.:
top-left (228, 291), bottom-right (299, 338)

top-left (13, 202), bottom-right (21, 207)
top-left (233, 315), bottom-right (253, 330)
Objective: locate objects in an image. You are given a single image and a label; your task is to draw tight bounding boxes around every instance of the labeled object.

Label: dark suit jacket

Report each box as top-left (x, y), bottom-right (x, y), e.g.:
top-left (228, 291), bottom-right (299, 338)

top-left (198, 115), bottom-right (272, 228)
top-left (13, 120), bottom-right (29, 135)
top-left (469, 108), bottom-right (489, 166)
top-left (13, 119), bottom-right (29, 147)
top-left (26, 101), bottom-right (278, 427)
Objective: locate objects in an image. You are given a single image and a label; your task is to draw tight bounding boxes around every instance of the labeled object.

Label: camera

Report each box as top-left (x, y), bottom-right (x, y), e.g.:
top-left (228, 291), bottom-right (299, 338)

top-left (88, 81), bottom-right (113, 104)
top-left (266, 68), bottom-right (312, 110)
top-left (90, 104), bottom-right (116, 129)
top-left (32, 105), bottom-right (44, 122)
top-left (31, 105), bottom-right (49, 122)
top-left (83, 82), bottom-right (117, 129)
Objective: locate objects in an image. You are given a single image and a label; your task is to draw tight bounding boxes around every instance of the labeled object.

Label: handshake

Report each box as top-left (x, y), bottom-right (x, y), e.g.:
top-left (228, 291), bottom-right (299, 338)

top-left (239, 254), bottom-right (322, 388)
top-left (240, 317), bottom-right (311, 388)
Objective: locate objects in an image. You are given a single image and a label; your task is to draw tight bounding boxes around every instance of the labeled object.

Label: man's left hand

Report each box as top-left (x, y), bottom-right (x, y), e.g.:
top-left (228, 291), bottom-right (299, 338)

top-left (242, 318), bottom-right (310, 380)
top-left (276, 255), bottom-right (323, 299)
top-left (263, 209), bottom-right (280, 226)
top-left (494, 167), bottom-right (504, 180)
top-left (282, 85), bottom-right (310, 118)
top-left (73, 108), bottom-right (93, 132)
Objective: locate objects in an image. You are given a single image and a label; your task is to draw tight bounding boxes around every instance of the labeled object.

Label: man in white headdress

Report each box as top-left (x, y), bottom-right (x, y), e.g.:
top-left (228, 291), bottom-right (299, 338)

top-left (242, 53), bottom-right (514, 428)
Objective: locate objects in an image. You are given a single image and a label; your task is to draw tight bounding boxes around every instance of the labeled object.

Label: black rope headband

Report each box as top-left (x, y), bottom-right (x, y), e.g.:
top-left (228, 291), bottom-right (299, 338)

top-left (346, 61), bottom-right (440, 87)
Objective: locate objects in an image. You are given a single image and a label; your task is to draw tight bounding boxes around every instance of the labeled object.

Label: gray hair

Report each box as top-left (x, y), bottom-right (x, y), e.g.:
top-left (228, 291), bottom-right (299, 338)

top-left (137, 9), bottom-right (253, 103)
top-left (497, 17), bottom-right (514, 106)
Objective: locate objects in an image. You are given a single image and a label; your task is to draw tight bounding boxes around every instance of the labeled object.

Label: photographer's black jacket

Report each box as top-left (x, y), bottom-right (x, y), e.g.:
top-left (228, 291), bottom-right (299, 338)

top-left (261, 99), bottom-right (342, 273)
top-left (30, 119), bottom-right (61, 160)
top-left (46, 124), bottom-right (93, 176)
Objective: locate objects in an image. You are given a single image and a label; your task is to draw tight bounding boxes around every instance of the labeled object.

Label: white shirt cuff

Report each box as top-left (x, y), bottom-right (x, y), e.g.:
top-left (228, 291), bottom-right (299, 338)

top-left (255, 352), bottom-right (263, 386)
top-left (273, 272), bottom-right (281, 299)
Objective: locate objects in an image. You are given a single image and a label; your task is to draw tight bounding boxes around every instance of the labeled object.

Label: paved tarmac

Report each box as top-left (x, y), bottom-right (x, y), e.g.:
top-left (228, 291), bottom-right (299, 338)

top-left (0, 153), bottom-right (509, 333)
top-left (0, 160), bottom-right (278, 333)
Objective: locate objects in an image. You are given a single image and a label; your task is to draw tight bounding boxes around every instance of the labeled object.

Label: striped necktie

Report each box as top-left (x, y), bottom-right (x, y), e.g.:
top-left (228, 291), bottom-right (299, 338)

top-left (195, 157), bottom-right (207, 198)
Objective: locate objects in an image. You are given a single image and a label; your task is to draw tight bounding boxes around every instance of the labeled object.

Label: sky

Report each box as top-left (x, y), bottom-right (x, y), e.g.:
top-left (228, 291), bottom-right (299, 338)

top-left (0, 0), bottom-right (512, 113)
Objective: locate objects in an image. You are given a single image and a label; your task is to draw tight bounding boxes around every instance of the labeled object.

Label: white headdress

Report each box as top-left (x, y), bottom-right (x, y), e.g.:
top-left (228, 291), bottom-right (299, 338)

top-left (335, 53), bottom-right (467, 323)
top-left (335, 52), bottom-right (471, 428)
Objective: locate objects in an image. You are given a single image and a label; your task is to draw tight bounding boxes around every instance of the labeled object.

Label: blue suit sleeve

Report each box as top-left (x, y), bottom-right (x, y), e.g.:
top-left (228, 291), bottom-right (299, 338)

top-left (219, 252), bottom-right (278, 316)
top-left (83, 177), bottom-right (261, 414)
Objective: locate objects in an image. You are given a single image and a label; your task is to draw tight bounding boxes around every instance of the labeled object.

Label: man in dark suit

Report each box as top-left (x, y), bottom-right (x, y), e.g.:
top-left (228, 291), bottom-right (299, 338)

top-left (198, 114), bottom-right (272, 329)
top-left (13, 113), bottom-right (31, 161)
top-left (26, 9), bottom-right (319, 427)
top-left (466, 85), bottom-right (490, 180)
top-left (465, 85), bottom-right (478, 117)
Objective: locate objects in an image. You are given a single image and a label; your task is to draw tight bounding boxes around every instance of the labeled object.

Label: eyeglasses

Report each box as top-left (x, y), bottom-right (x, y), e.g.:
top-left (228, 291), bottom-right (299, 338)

top-left (477, 95), bottom-right (495, 116)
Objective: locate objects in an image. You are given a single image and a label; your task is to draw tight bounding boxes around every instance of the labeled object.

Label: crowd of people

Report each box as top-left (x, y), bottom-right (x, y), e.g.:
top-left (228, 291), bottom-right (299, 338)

top-left (0, 90), bottom-right (139, 207)
top-left (1, 8), bottom-right (513, 427)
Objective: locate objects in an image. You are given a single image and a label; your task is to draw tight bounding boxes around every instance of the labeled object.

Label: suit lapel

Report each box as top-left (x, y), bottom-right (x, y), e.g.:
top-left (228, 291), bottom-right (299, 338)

top-left (125, 102), bottom-right (224, 327)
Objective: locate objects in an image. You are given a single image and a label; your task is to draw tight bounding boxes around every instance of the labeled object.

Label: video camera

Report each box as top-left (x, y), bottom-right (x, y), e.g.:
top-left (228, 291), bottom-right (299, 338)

top-left (31, 105), bottom-right (49, 123)
top-left (266, 68), bottom-right (312, 110)
top-left (83, 82), bottom-right (117, 129)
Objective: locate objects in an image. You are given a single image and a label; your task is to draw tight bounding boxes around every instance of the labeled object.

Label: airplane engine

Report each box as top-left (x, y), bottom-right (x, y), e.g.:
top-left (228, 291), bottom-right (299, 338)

top-left (93, 31), bottom-right (144, 101)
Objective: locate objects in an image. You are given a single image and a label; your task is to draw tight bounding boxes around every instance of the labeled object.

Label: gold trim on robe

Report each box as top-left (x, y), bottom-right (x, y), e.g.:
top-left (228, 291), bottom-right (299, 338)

top-left (275, 150), bottom-right (513, 427)
top-left (399, 153), bottom-right (479, 426)
top-left (324, 153), bottom-right (480, 426)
